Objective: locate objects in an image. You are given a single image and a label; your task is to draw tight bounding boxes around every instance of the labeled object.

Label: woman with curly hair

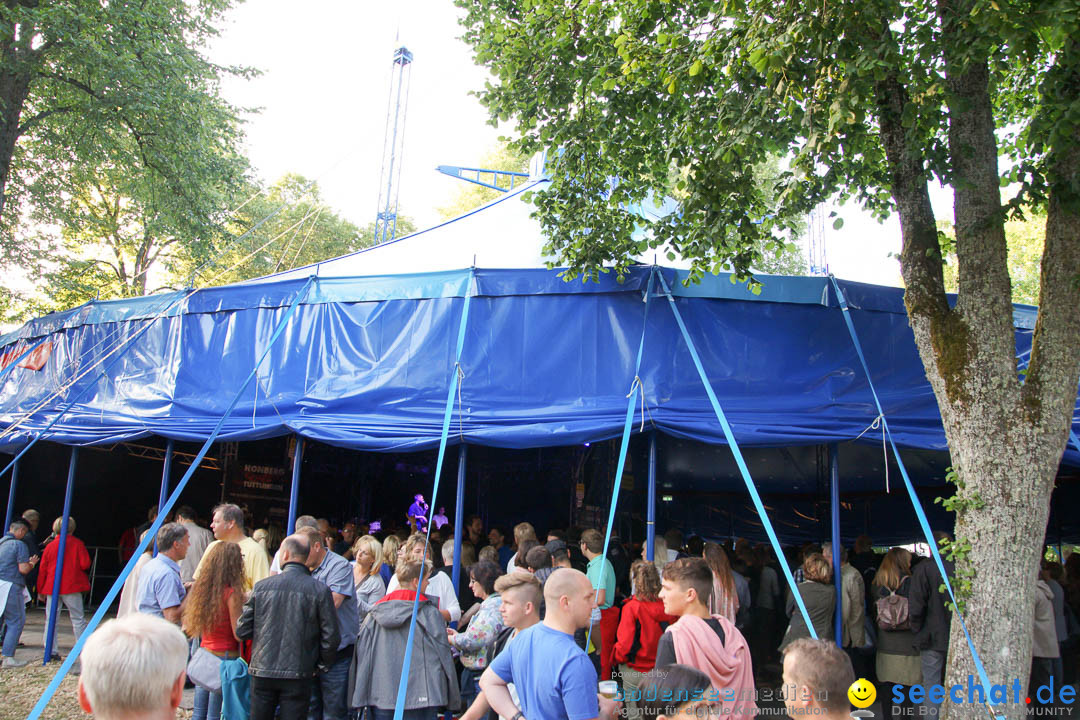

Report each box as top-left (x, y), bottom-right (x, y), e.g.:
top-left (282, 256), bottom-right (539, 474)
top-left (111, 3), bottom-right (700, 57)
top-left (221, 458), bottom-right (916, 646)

top-left (182, 541), bottom-right (245, 720)
top-left (615, 560), bottom-right (678, 720)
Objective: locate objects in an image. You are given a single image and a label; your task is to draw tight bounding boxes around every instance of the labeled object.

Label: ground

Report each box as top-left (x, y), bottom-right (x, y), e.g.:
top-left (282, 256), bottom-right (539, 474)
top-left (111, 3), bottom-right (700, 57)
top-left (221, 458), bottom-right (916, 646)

top-left (0, 605), bottom-right (194, 720)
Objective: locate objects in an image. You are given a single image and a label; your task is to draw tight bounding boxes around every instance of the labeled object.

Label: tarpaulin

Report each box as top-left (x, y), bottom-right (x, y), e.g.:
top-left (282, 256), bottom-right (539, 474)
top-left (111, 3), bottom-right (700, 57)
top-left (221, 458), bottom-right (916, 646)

top-left (0, 267), bottom-right (1075, 475)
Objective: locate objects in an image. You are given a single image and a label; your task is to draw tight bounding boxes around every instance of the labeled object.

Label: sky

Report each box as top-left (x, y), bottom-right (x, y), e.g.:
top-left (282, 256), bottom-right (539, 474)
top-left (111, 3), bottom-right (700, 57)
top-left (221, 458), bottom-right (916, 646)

top-left (206, 0), bottom-right (956, 288)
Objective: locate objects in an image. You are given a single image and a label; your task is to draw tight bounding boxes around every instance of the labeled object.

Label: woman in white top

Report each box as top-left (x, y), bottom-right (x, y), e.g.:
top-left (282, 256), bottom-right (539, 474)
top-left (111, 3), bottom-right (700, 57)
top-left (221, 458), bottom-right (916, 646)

top-left (385, 533), bottom-right (461, 623)
top-left (116, 530), bottom-right (153, 618)
top-left (352, 534), bottom-right (386, 623)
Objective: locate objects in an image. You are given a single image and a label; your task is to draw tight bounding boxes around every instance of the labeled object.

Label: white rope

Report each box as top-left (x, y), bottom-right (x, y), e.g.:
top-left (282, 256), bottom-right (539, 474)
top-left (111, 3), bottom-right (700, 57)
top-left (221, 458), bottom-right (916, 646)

top-left (627, 375), bottom-right (646, 432)
top-left (203, 203), bottom-right (323, 287)
top-left (456, 363), bottom-right (466, 440)
top-left (851, 413), bottom-right (889, 493)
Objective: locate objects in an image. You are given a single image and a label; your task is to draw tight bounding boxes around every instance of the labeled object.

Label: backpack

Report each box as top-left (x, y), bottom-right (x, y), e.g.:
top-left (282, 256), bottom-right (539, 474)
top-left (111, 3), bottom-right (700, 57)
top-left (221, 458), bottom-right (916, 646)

top-left (876, 589), bottom-right (910, 631)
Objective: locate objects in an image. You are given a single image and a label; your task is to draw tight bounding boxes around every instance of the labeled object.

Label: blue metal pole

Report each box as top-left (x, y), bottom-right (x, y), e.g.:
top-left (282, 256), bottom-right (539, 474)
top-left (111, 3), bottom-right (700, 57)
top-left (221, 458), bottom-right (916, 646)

top-left (646, 433), bottom-right (657, 562)
top-left (829, 443), bottom-right (843, 648)
top-left (451, 445), bottom-right (466, 630)
top-left (287, 436), bottom-right (304, 533)
top-left (44, 447), bottom-right (78, 664)
top-left (153, 439), bottom-right (174, 558)
top-left (3, 458), bottom-right (18, 532)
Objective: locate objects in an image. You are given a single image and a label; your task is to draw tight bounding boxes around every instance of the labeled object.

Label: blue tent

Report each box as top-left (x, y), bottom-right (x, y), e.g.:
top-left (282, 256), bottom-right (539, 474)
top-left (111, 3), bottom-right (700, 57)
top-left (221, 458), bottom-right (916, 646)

top-left (0, 177), bottom-right (1077, 509)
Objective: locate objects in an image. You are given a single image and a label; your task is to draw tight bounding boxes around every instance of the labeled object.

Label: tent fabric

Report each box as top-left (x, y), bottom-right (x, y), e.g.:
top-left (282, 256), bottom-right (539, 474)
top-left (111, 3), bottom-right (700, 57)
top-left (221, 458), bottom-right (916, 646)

top-left (0, 266), bottom-right (1076, 476)
top-left (0, 164), bottom-right (1075, 476)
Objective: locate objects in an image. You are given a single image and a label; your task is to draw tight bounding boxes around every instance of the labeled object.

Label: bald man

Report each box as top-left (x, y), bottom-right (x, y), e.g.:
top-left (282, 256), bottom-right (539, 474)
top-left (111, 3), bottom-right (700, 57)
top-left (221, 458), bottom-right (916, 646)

top-left (480, 568), bottom-right (620, 720)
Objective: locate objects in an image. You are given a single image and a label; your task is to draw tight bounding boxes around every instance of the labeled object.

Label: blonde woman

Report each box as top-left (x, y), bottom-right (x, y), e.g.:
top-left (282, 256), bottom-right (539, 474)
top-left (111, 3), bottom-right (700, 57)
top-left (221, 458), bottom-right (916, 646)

top-left (779, 552), bottom-right (835, 650)
top-left (380, 535), bottom-right (401, 586)
top-left (506, 521), bottom-right (538, 572)
top-left (352, 535), bottom-right (386, 622)
top-left (872, 547), bottom-right (920, 719)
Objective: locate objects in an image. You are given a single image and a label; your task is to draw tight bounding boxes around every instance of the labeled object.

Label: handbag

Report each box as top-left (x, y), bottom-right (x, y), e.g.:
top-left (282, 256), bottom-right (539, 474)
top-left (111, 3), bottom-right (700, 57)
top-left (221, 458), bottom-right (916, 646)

top-left (186, 647), bottom-right (224, 692)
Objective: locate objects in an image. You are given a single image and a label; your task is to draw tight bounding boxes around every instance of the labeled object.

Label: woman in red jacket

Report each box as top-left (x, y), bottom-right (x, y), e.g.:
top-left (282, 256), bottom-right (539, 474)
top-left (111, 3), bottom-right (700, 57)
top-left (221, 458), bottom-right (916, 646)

top-left (37, 516), bottom-right (92, 644)
top-left (615, 560), bottom-right (677, 720)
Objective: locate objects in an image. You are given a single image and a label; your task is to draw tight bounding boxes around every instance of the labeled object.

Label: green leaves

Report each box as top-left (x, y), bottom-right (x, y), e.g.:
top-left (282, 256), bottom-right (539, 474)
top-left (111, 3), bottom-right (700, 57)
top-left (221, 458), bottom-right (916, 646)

top-left (0, 0), bottom-right (255, 314)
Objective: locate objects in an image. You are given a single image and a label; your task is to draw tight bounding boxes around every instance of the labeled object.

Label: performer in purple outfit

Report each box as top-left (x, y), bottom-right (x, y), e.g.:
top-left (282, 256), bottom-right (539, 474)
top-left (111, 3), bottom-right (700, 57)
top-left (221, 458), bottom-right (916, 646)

top-left (407, 494), bottom-right (429, 532)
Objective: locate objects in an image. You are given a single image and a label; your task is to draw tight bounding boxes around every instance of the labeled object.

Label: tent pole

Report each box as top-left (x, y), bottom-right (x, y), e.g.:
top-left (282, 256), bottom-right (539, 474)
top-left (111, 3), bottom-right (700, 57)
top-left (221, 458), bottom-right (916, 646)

top-left (287, 436), bottom-right (304, 534)
top-left (646, 433), bottom-right (656, 562)
top-left (3, 457), bottom-right (18, 532)
top-left (44, 447), bottom-right (78, 664)
top-left (153, 439), bottom-right (174, 557)
top-left (451, 445), bottom-right (466, 625)
top-left (829, 443), bottom-right (842, 648)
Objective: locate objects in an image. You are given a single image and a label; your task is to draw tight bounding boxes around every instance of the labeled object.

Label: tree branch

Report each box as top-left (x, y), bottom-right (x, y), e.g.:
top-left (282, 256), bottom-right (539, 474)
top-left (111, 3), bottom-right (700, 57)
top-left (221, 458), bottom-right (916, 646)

top-left (1022, 37), bottom-right (1080, 427)
top-left (938, 0), bottom-right (1012, 330)
top-left (17, 105), bottom-right (74, 134)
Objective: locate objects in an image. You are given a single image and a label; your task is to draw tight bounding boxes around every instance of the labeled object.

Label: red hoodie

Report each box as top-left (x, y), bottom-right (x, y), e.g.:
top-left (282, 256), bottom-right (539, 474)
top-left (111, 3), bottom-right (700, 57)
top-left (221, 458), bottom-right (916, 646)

top-left (614, 596), bottom-right (678, 672)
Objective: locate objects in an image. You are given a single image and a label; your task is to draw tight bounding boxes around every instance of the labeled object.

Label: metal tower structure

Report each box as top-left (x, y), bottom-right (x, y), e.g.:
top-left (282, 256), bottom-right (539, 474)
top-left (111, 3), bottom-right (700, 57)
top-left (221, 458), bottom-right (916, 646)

top-left (373, 46), bottom-right (414, 245)
top-left (807, 204), bottom-right (829, 275)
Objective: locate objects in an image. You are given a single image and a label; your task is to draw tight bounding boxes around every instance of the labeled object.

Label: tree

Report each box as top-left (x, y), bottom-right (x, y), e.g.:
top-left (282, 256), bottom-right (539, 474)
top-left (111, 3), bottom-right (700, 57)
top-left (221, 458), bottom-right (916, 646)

top-left (457, 1), bottom-right (1080, 716)
top-left (942, 212), bottom-right (1045, 305)
top-left (0, 0), bottom-right (250, 253)
top-left (171, 174), bottom-right (415, 288)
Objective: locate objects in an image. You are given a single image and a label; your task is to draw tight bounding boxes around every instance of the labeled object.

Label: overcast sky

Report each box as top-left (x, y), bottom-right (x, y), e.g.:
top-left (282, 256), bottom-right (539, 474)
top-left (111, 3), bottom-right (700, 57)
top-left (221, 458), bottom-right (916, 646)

top-left (206, 0), bottom-right (957, 287)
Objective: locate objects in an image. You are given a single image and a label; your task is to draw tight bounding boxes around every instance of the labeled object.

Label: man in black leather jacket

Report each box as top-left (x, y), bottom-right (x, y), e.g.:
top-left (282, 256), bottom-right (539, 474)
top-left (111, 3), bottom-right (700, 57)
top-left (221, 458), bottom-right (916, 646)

top-left (237, 533), bottom-right (340, 720)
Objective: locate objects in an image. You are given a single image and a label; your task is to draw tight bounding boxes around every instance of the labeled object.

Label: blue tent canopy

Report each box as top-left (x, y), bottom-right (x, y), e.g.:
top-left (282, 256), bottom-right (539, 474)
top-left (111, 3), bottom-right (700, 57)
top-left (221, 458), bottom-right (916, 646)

top-left (1, 265), bottom-right (1075, 480)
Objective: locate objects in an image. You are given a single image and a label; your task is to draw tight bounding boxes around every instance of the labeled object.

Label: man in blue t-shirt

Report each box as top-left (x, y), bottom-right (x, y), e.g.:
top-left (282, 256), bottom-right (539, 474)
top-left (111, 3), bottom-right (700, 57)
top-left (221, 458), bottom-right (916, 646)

top-left (481, 568), bottom-right (620, 720)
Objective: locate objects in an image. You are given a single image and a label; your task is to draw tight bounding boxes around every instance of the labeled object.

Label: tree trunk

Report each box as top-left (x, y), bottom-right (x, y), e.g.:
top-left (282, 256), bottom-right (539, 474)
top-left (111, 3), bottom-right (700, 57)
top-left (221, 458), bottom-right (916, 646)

top-left (873, 5), bottom-right (1080, 719)
top-left (0, 33), bottom-right (34, 225)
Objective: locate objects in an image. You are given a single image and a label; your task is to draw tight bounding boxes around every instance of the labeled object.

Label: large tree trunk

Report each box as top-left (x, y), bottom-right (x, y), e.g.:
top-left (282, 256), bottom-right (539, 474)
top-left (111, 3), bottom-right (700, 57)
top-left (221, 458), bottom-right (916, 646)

top-left (872, 5), bottom-right (1080, 719)
top-left (0, 30), bottom-right (34, 225)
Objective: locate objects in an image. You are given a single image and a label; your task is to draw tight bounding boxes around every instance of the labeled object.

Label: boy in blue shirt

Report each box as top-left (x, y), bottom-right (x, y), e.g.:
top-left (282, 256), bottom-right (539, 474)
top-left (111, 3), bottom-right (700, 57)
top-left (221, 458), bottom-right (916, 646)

top-left (481, 569), bottom-right (620, 720)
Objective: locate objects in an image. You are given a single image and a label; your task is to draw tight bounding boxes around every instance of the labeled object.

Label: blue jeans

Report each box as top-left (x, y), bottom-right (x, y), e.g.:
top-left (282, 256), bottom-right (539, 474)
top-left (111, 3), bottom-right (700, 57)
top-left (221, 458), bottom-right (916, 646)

top-left (309, 650), bottom-right (353, 720)
top-left (193, 685), bottom-right (223, 720)
top-left (460, 667), bottom-right (482, 710)
top-left (2, 585), bottom-right (26, 658)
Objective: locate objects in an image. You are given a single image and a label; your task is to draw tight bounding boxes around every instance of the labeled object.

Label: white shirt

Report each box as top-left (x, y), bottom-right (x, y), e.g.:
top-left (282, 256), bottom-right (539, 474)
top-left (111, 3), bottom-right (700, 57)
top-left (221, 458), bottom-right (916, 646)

top-left (386, 569), bottom-right (461, 622)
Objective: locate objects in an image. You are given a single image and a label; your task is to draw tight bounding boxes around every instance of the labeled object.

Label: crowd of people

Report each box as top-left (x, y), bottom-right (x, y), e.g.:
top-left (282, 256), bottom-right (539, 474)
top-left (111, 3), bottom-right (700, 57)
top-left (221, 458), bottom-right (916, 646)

top-left (2, 505), bottom-right (1079, 720)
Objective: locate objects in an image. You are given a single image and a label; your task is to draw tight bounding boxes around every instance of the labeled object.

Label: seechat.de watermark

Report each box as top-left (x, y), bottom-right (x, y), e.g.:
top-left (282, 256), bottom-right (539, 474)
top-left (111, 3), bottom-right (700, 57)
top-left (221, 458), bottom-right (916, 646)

top-left (852, 677), bottom-right (1076, 717)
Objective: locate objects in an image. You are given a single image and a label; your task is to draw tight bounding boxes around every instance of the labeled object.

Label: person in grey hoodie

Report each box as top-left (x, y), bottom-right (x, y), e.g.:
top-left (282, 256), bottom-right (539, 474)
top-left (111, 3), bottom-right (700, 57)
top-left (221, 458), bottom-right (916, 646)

top-left (350, 560), bottom-right (460, 720)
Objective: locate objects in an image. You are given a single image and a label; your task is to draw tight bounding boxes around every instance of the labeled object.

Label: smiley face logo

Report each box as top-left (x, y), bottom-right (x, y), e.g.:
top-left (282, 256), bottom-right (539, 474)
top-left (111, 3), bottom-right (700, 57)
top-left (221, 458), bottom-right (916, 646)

top-left (848, 678), bottom-right (876, 708)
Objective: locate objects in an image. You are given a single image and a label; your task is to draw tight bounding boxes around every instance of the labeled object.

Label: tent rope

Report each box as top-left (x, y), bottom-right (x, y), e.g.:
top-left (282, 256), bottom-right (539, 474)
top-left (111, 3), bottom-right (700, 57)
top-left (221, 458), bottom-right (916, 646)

top-left (456, 363), bottom-right (466, 440)
top-left (25, 274), bottom-right (318, 720)
top-left (585, 268), bottom-right (656, 653)
top-left (849, 413), bottom-right (889, 493)
top-left (828, 275), bottom-right (1002, 720)
top-left (391, 272), bottom-right (474, 720)
top-left (627, 375), bottom-right (645, 432)
top-left (655, 269), bottom-right (817, 637)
